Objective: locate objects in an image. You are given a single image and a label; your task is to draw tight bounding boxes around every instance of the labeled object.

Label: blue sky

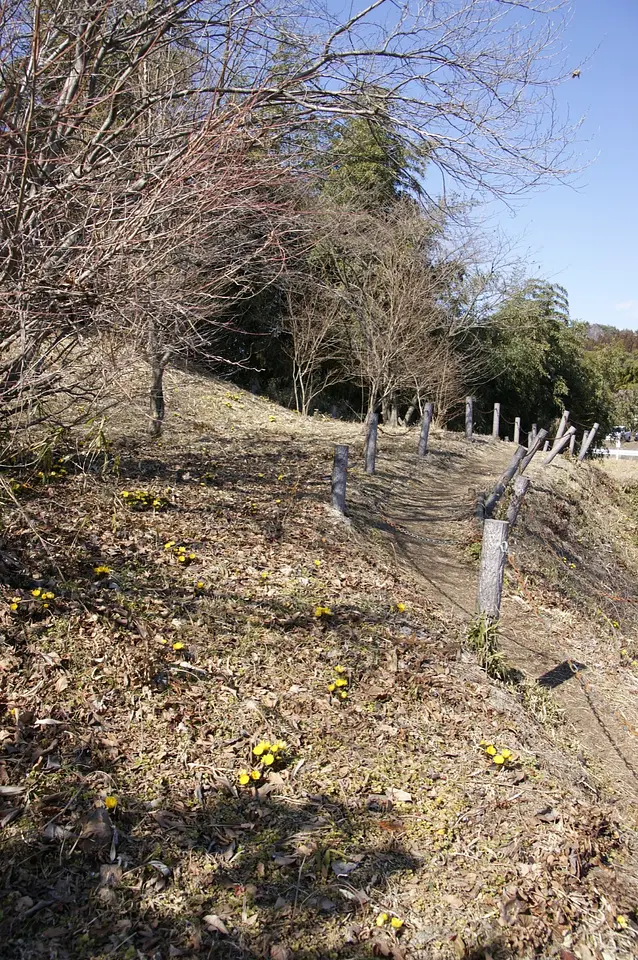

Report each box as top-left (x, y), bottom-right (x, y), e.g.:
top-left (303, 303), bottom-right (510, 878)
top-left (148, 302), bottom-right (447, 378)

top-left (492, 0), bottom-right (638, 329)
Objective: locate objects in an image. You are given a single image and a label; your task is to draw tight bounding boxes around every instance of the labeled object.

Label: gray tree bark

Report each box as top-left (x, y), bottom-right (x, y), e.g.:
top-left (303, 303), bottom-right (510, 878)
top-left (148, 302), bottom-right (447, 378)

top-left (506, 475), bottom-right (530, 526)
top-left (477, 519), bottom-right (509, 620)
top-left (331, 445), bottom-right (348, 513)
top-left (417, 402), bottom-right (434, 456)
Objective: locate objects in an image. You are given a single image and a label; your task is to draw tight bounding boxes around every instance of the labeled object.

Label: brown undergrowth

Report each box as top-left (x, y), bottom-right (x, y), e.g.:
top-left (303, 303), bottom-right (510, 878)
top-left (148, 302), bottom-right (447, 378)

top-left (1, 370), bottom-right (637, 960)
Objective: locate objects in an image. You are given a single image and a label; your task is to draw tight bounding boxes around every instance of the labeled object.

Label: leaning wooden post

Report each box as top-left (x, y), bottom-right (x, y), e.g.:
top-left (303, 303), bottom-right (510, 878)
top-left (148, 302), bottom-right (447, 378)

top-left (477, 519), bottom-right (509, 620)
top-left (331, 445), bottom-right (348, 513)
top-left (569, 432), bottom-right (576, 456)
top-left (513, 418), bottom-right (521, 445)
top-left (365, 413), bottom-right (379, 474)
top-left (492, 403), bottom-right (501, 439)
top-left (578, 423), bottom-right (599, 462)
top-left (543, 440), bottom-right (550, 452)
top-left (520, 428), bottom-right (548, 473)
top-left (417, 402), bottom-right (434, 457)
top-left (465, 397), bottom-right (473, 440)
top-left (531, 423), bottom-right (538, 442)
top-left (543, 426), bottom-right (576, 466)
top-left (484, 445), bottom-right (527, 518)
top-left (554, 410), bottom-right (570, 444)
top-left (506, 475), bottom-right (530, 527)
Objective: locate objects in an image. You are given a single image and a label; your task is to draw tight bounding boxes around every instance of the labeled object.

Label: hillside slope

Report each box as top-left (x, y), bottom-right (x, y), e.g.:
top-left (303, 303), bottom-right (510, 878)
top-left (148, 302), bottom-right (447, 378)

top-left (1, 368), bottom-right (637, 960)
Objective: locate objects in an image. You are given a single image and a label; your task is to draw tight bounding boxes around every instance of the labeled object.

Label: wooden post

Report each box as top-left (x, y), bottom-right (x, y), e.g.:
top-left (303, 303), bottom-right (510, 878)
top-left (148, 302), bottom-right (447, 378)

top-left (531, 423), bottom-right (538, 442)
top-left (527, 431), bottom-right (533, 449)
top-left (506, 475), bottom-right (530, 527)
top-left (465, 397), bottom-right (473, 440)
top-left (578, 428), bottom-right (590, 458)
top-left (492, 403), bottom-right (500, 439)
top-left (543, 440), bottom-right (550, 452)
top-left (365, 413), bottom-right (379, 474)
top-left (520, 428), bottom-right (548, 473)
top-left (331, 445), bottom-right (348, 513)
top-left (417, 402), bottom-right (434, 457)
top-left (578, 423), bottom-right (599, 462)
top-left (513, 418), bottom-right (521, 445)
top-left (569, 432), bottom-right (576, 456)
top-left (477, 519), bottom-right (509, 620)
top-left (554, 410), bottom-right (570, 444)
top-left (543, 426), bottom-right (576, 466)
top-left (484, 445), bottom-right (527, 518)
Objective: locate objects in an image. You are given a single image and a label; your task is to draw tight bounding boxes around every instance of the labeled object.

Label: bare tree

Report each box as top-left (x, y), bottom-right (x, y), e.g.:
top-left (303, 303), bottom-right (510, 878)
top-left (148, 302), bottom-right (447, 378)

top-left (284, 284), bottom-right (347, 416)
top-left (0, 0), bottom-right (577, 438)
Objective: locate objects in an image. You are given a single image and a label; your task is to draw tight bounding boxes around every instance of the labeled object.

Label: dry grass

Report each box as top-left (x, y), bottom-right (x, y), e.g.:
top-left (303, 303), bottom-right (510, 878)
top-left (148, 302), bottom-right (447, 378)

top-left (1, 368), bottom-right (637, 960)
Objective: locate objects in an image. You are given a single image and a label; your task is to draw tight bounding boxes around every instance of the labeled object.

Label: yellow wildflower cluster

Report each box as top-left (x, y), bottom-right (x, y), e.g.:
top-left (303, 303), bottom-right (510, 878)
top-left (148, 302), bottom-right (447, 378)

top-left (481, 741), bottom-right (514, 766)
top-left (164, 542), bottom-right (197, 564)
top-left (376, 913), bottom-right (404, 929)
top-left (9, 588), bottom-right (56, 612)
top-left (94, 565), bottom-right (111, 576)
top-left (314, 605), bottom-right (332, 618)
top-left (395, 602), bottom-right (406, 613)
top-left (104, 795), bottom-right (118, 810)
top-left (31, 588), bottom-right (56, 608)
top-left (328, 664), bottom-right (349, 701)
top-left (238, 739), bottom-right (288, 786)
top-left (121, 489), bottom-right (170, 512)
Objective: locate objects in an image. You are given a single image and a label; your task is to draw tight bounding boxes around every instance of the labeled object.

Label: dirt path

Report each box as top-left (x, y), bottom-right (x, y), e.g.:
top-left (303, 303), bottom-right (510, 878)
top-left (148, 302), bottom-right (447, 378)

top-left (351, 434), bottom-right (638, 810)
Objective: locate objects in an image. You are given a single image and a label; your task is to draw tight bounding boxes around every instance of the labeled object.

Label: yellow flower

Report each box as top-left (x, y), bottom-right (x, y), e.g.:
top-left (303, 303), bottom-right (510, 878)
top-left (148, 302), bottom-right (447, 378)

top-left (271, 741), bottom-right (287, 752)
top-left (334, 678), bottom-right (348, 688)
top-left (43, 603), bottom-right (49, 608)
top-left (500, 748), bottom-right (513, 760)
top-left (492, 754), bottom-right (505, 765)
top-left (188, 553), bottom-right (196, 560)
top-left (328, 682), bottom-right (336, 692)
top-left (484, 745), bottom-right (497, 756)
top-left (196, 581), bottom-right (204, 589)
top-left (164, 541), bottom-right (175, 550)
top-left (376, 913), bottom-right (388, 927)
top-left (616, 915), bottom-right (629, 930)
top-left (44, 592), bottom-right (55, 600)
top-left (339, 691), bottom-right (348, 700)
top-left (104, 796), bottom-right (118, 810)
top-left (269, 416), bottom-right (276, 422)
top-left (238, 772), bottom-right (250, 786)
top-left (10, 603), bottom-right (18, 611)
top-left (121, 491), bottom-right (129, 497)
top-left (250, 770), bottom-right (261, 781)
top-left (31, 588), bottom-right (41, 598)
top-left (178, 556), bottom-right (186, 563)
top-left (314, 560), bottom-right (321, 567)
top-left (262, 753), bottom-right (275, 766)
top-left (390, 918), bottom-right (404, 930)
top-left (277, 474), bottom-right (284, 480)
top-left (395, 602), bottom-right (406, 613)
top-left (314, 605), bottom-right (332, 618)
top-left (334, 665), bottom-right (346, 674)
top-left (172, 641), bottom-right (185, 651)
top-left (94, 565), bottom-right (110, 575)
top-left (253, 742), bottom-right (269, 757)
top-left (178, 546), bottom-right (186, 553)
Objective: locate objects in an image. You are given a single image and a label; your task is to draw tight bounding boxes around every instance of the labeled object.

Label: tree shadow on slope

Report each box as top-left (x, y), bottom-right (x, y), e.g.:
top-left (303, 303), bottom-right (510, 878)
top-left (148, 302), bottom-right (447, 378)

top-left (0, 787), bottom-right (429, 960)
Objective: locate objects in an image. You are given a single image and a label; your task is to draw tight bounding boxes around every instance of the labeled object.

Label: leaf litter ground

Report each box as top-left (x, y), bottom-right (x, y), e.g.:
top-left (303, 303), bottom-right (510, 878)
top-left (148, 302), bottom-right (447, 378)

top-left (0, 369), bottom-right (637, 960)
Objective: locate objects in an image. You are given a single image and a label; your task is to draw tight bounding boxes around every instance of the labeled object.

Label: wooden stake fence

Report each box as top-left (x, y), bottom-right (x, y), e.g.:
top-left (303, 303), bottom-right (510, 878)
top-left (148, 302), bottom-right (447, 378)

top-left (578, 423), bottom-right (599, 462)
top-left (417, 402), bottom-right (434, 456)
top-left (365, 413), bottom-right (379, 474)
top-left (331, 445), bottom-right (348, 513)
top-left (492, 403), bottom-right (500, 439)
top-left (513, 417), bottom-right (520, 445)
top-left (543, 426), bottom-right (576, 466)
top-left (506, 475), bottom-right (530, 526)
top-left (465, 397), bottom-right (473, 440)
top-left (477, 519), bottom-right (509, 620)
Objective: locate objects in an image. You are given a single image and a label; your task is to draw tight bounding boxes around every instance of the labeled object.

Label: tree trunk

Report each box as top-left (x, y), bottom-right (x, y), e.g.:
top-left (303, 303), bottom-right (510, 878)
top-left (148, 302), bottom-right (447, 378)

top-left (148, 322), bottom-right (171, 438)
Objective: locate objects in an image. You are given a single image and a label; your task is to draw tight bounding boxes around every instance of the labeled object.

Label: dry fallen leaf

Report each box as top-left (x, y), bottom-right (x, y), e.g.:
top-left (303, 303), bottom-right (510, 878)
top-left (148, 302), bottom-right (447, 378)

top-left (79, 807), bottom-right (113, 856)
top-left (203, 914), bottom-right (229, 936)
